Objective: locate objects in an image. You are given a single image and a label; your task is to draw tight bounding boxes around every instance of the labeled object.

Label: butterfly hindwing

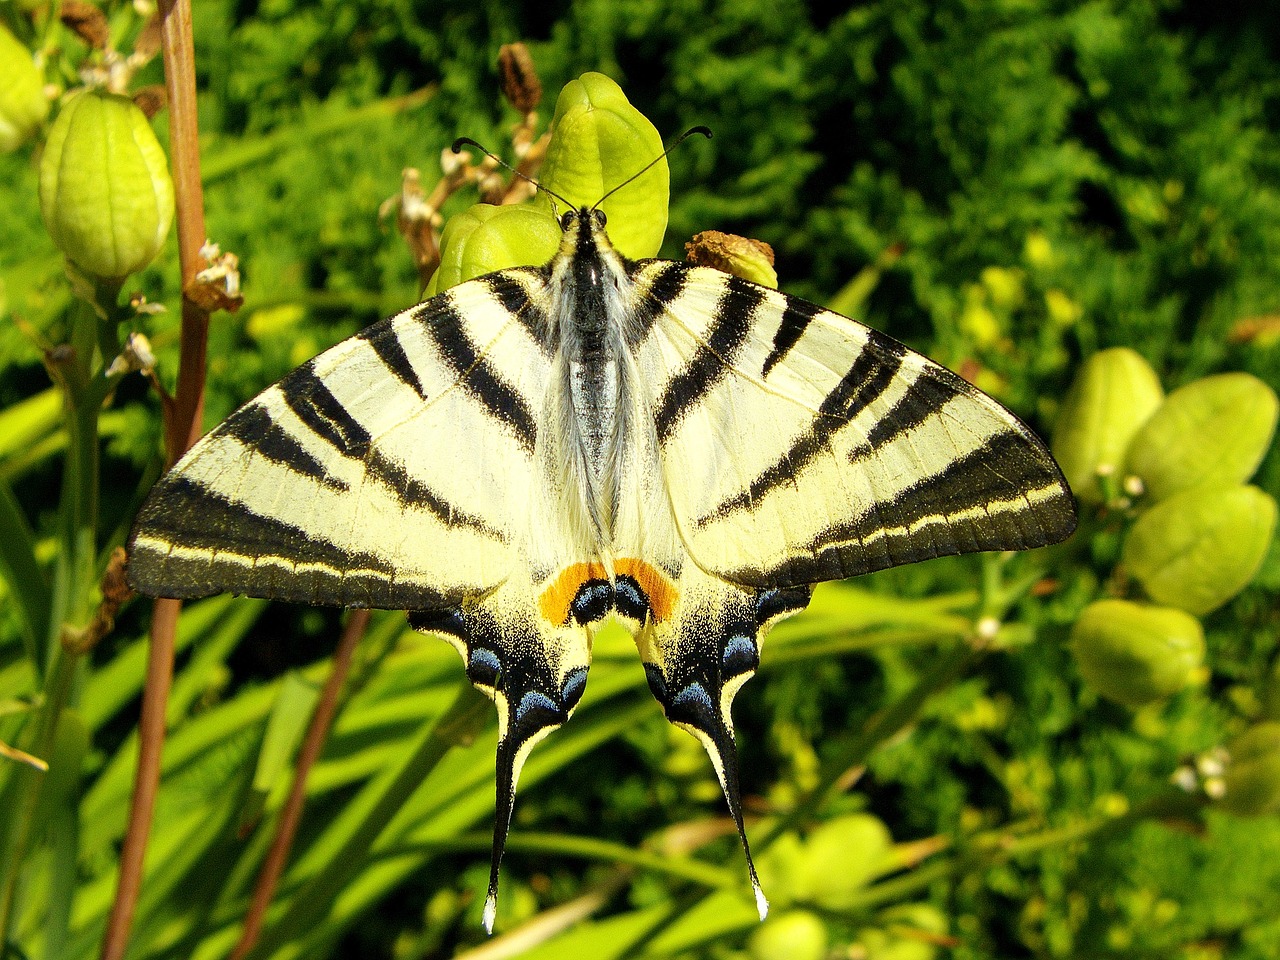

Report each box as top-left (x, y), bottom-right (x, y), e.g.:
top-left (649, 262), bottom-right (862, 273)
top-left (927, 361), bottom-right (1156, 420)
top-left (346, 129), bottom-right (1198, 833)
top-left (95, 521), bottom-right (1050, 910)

top-left (630, 261), bottom-right (1076, 589)
top-left (410, 569), bottom-right (594, 934)
top-left (128, 271), bottom-right (553, 608)
top-left (634, 561), bottom-right (811, 918)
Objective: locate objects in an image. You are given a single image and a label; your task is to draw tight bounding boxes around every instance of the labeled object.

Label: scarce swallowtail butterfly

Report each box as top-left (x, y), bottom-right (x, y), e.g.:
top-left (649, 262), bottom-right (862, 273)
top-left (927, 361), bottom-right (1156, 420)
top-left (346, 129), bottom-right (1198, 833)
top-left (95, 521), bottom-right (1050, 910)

top-left (127, 134), bottom-right (1077, 932)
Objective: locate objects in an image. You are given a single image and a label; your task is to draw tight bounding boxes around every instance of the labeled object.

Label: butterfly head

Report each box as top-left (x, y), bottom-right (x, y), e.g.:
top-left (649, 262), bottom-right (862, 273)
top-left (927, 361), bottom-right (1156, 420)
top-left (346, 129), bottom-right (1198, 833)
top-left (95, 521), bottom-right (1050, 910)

top-left (557, 207), bottom-right (606, 232)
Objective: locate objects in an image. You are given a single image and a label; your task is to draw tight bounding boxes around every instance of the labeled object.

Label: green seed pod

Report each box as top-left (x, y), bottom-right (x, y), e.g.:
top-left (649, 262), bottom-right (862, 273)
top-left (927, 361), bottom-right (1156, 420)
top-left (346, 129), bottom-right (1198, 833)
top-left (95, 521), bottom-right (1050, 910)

top-left (1069, 599), bottom-right (1204, 707)
top-left (536, 72), bottom-right (667, 259)
top-left (1122, 485), bottom-right (1277, 615)
top-left (1126, 373), bottom-right (1279, 502)
top-left (425, 203), bottom-right (560, 296)
top-left (1218, 722), bottom-right (1280, 817)
top-left (800, 813), bottom-right (893, 909)
top-left (746, 910), bottom-right (828, 960)
top-left (0, 23), bottom-right (49, 152)
top-left (1051, 348), bottom-right (1164, 503)
top-left (39, 90), bottom-right (174, 280)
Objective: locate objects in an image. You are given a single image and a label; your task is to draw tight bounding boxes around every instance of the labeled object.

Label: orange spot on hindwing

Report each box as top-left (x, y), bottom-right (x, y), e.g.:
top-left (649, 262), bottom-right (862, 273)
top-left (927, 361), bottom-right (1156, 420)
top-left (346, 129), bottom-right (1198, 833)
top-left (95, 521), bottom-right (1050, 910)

top-left (539, 558), bottom-right (678, 625)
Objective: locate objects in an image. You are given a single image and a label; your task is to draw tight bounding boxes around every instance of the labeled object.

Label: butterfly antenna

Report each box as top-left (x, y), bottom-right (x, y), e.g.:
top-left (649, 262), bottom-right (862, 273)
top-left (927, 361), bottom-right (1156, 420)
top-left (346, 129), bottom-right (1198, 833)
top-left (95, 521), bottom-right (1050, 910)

top-left (451, 137), bottom-right (576, 211)
top-left (592, 125), bottom-right (713, 211)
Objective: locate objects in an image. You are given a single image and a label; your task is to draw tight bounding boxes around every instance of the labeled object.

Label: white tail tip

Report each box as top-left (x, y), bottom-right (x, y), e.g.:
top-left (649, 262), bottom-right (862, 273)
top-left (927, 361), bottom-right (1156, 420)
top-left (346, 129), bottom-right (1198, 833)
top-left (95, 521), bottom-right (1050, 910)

top-left (482, 894), bottom-right (497, 934)
top-left (754, 884), bottom-right (769, 921)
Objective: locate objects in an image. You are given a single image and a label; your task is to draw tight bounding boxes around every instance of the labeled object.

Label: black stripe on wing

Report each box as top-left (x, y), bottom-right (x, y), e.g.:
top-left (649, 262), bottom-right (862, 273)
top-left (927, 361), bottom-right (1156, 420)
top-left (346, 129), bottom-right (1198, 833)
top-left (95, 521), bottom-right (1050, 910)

top-left (726, 431), bottom-right (1076, 587)
top-left (364, 449), bottom-right (505, 539)
top-left (356, 322), bottom-right (427, 399)
top-left (283, 366), bottom-right (372, 458)
top-left (422, 296), bottom-right (539, 452)
top-left (127, 476), bottom-right (459, 608)
top-left (627, 261), bottom-right (689, 345)
top-left (698, 333), bottom-right (908, 523)
top-left (483, 271), bottom-right (553, 353)
top-left (221, 404), bottom-right (348, 492)
top-left (654, 275), bottom-right (764, 444)
top-left (761, 297), bottom-right (822, 378)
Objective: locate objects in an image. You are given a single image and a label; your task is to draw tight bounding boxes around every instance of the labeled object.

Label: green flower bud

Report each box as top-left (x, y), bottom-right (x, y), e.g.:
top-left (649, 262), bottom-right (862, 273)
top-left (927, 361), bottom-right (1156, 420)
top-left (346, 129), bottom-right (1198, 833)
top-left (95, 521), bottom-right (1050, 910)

top-left (1051, 348), bottom-right (1164, 503)
top-left (1122, 485), bottom-right (1277, 615)
top-left (800, 813), bottom-right (893, 909)
top-left (537, 72), bottom-right (667, 259)
top-left (0, 24), bottom-right (49, 152)
top-left (39, 90), bottom-right (174, 280)
top-left (747, 910), bottom-right (828, 960)
top-left (1218, 722), bottom-right (1280, 817)
top-left (1069, 599), bottom-right (1204, 706)
top-left (1126, 373), bottom-right (1279, 502)
top-left (425, 203), bottom-right (560, 296)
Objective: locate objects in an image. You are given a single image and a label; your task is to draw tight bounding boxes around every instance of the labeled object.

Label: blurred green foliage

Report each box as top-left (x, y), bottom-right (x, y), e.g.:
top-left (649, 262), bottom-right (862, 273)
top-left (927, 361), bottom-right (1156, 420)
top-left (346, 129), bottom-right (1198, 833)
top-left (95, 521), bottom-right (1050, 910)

top-left (2, 1), bottom-right (1280, 959)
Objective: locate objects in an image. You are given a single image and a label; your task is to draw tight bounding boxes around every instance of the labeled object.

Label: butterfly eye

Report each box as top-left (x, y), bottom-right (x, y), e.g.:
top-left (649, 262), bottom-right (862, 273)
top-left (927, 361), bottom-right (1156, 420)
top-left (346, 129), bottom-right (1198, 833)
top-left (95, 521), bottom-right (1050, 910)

top-left (560, 210), bottom-right (577, 229)
top-left (594, 209), bottom-right (607, 228)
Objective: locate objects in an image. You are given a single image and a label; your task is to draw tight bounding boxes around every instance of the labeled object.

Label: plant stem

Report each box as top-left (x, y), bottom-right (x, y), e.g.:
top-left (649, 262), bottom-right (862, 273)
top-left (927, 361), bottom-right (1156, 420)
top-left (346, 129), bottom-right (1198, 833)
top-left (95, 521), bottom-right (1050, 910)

top-left (100, 2), bottom-right (214, 958)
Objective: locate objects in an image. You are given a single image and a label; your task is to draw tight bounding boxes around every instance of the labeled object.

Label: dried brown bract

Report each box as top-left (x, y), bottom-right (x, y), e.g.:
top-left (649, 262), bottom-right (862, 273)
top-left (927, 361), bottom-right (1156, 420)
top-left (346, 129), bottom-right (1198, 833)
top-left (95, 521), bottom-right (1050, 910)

top-left (499, 43), bottom-right (542, 114)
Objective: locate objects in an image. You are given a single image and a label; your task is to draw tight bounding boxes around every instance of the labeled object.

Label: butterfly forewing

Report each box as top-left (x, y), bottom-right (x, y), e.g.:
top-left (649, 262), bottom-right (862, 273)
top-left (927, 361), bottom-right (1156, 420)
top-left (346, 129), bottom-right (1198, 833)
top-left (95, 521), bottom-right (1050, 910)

top-left (631, 262), bottom-right (1076, 588)
top-left (128, 273), bottom-right (554, 608)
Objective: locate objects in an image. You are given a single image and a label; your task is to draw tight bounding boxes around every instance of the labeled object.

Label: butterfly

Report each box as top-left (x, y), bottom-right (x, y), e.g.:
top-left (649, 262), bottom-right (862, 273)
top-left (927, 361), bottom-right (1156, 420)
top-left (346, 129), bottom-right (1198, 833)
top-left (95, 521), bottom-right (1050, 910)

top-left (127, 140), bottom-right (1076, 932)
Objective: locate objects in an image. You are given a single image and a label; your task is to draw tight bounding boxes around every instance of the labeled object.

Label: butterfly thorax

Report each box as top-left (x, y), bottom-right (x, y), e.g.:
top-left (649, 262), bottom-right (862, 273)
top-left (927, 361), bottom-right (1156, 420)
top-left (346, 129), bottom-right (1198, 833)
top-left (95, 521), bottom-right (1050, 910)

top-left (545, 208), bottom-right (646, 551)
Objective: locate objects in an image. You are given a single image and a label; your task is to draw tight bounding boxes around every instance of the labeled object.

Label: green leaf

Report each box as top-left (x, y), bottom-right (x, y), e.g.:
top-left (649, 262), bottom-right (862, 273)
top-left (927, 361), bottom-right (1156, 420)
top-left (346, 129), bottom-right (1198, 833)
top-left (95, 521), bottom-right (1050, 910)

top-left (425, 202), bottom-right (560, 295)
top-left (0, 474), bottom-right (50, 659)
top-left (251, 671), bottom-right (321, 796)
top-left (536, 72), bottom-right (668, 258)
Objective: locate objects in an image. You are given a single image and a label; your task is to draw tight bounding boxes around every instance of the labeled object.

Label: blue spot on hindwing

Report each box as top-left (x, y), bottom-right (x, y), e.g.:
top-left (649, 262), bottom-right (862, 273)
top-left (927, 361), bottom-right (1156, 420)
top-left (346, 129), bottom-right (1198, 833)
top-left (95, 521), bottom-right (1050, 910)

top-left (670, 682), bottom-right (715, 724)
top-left (569, 580), bottom-right (612, 624)
top-left (755, 586), bottom-right (810, 625)
top-left (614, 576), bottom-right (651, 621)
top-left (561, 667), bottom-right (588, 709)
top-left (514, 690), bottom-right (562, 730)
top-left (466, 647), bottom-right (503, 689)
top-left (721, 634), bottom-right (759, 677)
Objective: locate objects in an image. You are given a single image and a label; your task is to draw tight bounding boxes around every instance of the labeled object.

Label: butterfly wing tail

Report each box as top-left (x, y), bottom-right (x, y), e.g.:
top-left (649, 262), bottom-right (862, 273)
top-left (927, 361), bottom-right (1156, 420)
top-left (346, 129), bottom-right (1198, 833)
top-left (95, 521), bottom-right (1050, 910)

top-left (635, 569), bottom-right (809, 917)
top-left (411, 579), bottom-right (592, 934)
